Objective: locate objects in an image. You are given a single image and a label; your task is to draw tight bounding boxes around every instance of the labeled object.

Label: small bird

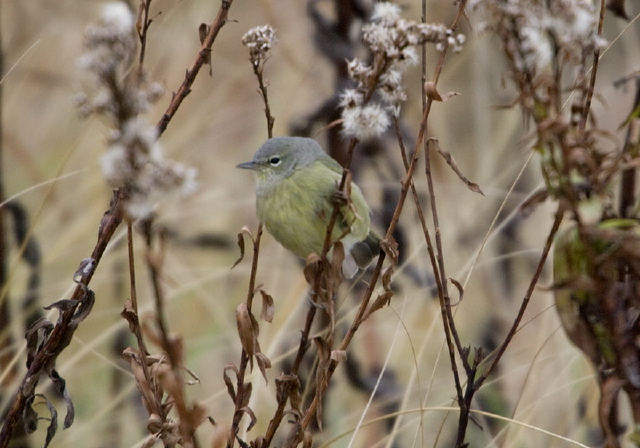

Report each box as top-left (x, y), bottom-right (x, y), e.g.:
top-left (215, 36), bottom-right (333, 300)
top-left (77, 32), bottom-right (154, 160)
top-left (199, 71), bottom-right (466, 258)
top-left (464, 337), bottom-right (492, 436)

top-left (237, 137), bottom-right (380, 277)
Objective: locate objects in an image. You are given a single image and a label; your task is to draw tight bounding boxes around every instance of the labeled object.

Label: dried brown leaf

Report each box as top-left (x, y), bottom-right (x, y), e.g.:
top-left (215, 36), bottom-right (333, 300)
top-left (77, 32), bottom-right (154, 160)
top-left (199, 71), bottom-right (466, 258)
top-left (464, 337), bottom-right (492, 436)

top-left (380, 236), bottom-right (399, 265)
top-left (364, 265), bottom-right (395, 320)
top-left (235, 303), bottom-right (256, 357)
top-left (424, 81), bottom-right (442, 101)
top-left (120, 299), bottom-right (139, 331)
top-left (199, 23), bottom-right (212, 63)
top-left (147, 414), bottom-right (163, 433)
top-left (366, 291), bottom-right (393, 319)
top-left (232, 226), bottom-right (254, 269)
top-left (39, 394), bottom-right (58, 448)
top-left (433, 142), bottom-right (484, 196)
top-left (240, 381), bottom-right (253, 408)
top-left (240, 406), bottom-right (258, 431)
top-left (331, 241), bottom-right (345, 284)
top-left (303, 253), bottom-right (321, 285)
top-left (255, 352), bottom-right (272, 383)
top-left (449, 278), bottom-right (464, 304)
top-left (424, 81), bottom-right (460, 102)
top-left (275, 374), bottom-right (302, 410)
top-left (281, 411), bottom-right (303, 447)
top-left (382, 265), bottom-right (394, 292)
top-left (313, 337), bottom-right (330, 364)
top-left (25, 317), bottom-right (53, 367)
top-left (122, 348), bottom-right (161, 415)
top-left (259, 289), bottom-right (275, 323)
top-left (519, 188), bottom-right (550, 217)
top-left (223, 364), bottom-right (238, 401)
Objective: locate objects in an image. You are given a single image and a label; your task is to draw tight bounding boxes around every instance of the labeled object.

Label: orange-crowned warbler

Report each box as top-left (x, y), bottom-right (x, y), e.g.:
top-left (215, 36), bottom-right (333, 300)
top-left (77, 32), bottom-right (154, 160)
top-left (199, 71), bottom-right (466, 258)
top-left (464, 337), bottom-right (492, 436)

top-left (237, 137), bottom-right (379, 277)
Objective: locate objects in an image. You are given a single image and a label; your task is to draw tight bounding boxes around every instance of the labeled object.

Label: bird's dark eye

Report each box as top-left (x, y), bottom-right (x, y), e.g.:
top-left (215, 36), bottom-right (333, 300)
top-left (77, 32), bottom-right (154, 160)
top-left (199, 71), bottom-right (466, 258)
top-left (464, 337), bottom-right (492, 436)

top-left (269, 156), bottom-right (281, 166)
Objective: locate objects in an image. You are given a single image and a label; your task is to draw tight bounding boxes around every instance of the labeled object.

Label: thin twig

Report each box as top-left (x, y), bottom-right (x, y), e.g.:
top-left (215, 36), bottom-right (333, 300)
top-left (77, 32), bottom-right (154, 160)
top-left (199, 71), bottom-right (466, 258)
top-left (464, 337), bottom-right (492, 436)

top-left (578, 0), bottom-right (606, 132)
top-left (478, 207), bottom-right (564, 383)
top-left (156, 0), bottom-right (234, 135)
top-left (137, 0), bottom-right (153, 71)
top-left (125, 221), bottom-right (155, 413)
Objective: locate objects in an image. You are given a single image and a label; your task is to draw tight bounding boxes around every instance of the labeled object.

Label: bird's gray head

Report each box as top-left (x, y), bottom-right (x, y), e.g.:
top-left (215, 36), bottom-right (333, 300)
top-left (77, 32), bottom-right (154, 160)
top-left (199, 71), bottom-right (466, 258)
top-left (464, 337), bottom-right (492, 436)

top-left (237, 137), bottom-right (327, 189)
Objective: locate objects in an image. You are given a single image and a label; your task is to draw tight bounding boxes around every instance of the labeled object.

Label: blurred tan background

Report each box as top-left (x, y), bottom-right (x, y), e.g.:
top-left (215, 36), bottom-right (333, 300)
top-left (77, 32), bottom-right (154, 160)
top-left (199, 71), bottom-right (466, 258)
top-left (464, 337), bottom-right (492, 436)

top-left (2, 1), bottom-right (640, 447)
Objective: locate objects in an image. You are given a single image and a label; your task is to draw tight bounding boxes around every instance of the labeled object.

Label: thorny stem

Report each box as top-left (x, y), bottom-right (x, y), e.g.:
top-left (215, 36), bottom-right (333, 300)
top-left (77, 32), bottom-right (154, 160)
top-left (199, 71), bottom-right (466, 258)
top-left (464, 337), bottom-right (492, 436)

top-left (156, 0), bottom-right (234, 135)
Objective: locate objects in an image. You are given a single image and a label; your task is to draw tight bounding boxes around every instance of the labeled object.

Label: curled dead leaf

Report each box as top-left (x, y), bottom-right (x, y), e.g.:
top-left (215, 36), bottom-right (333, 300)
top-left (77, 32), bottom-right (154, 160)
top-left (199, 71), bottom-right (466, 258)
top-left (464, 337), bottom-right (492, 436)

top-left (424, 81), bottom-right (442, 101)
top-left (223, 364), bottom-right (238, 401)
top-left (259, 289), bottom-right (275, 323)
top-left (239, 406), bottom-right (257, 431)
top-left (232, 226), bottom-right (254, 269)
top-left (303, 253), bottom-right (321, 285)
top-left (424, 81), bottom-right (461, 102)
top-left (449, 278), bottom-right (464, 305)
top-left (235, 303), bottom-right (256, 357)
top-left (255, 352), bottom-right (272, 383)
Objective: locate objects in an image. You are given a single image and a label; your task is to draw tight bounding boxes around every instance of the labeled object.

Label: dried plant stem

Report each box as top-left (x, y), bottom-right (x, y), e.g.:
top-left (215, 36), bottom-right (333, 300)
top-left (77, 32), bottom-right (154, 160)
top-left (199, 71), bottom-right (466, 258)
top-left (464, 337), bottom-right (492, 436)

top-left (228, 223), bottom-right (263, 447)
top-left (294, 126), bottom-right (424, 442)
top-left (0, 189), bottom-right (126, 448)
top-left (424, 139), bottom-right (466, 395)
top-left (262, 304), bottom-right (316, 446)
top-left (137, 0), bottom-right (153, 71)
top-left (228, 34), bottom-right (275, 444)
top-left (578, 0), bottom-right (606, 133)
top-left (157, 0), bottom-right (234, 135)
top-left (419, 0), bottom-right (469, 394)
top-left (480, 208), bottom-right (564, 382)
top-left (252, 66), bottom-right (275, 138)
top-left (618, 81), bottom-right (640, 217)
top-left (142, 223), bottom-right (199, 448)
top-left (125, 221), bottom-right (154, 406)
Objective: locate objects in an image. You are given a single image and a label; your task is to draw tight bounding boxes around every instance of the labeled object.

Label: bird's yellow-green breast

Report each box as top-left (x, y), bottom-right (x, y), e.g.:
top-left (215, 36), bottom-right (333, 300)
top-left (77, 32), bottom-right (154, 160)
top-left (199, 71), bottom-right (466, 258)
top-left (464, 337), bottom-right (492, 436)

top-left (256, 158), bottom-right (370, 258)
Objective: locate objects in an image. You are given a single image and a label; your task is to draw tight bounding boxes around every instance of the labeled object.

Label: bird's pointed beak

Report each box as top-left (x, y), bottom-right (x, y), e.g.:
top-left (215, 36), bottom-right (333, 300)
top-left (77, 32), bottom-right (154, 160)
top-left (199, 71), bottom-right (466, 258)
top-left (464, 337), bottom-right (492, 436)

top-left (237, 161), bottom-right (258, 170)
